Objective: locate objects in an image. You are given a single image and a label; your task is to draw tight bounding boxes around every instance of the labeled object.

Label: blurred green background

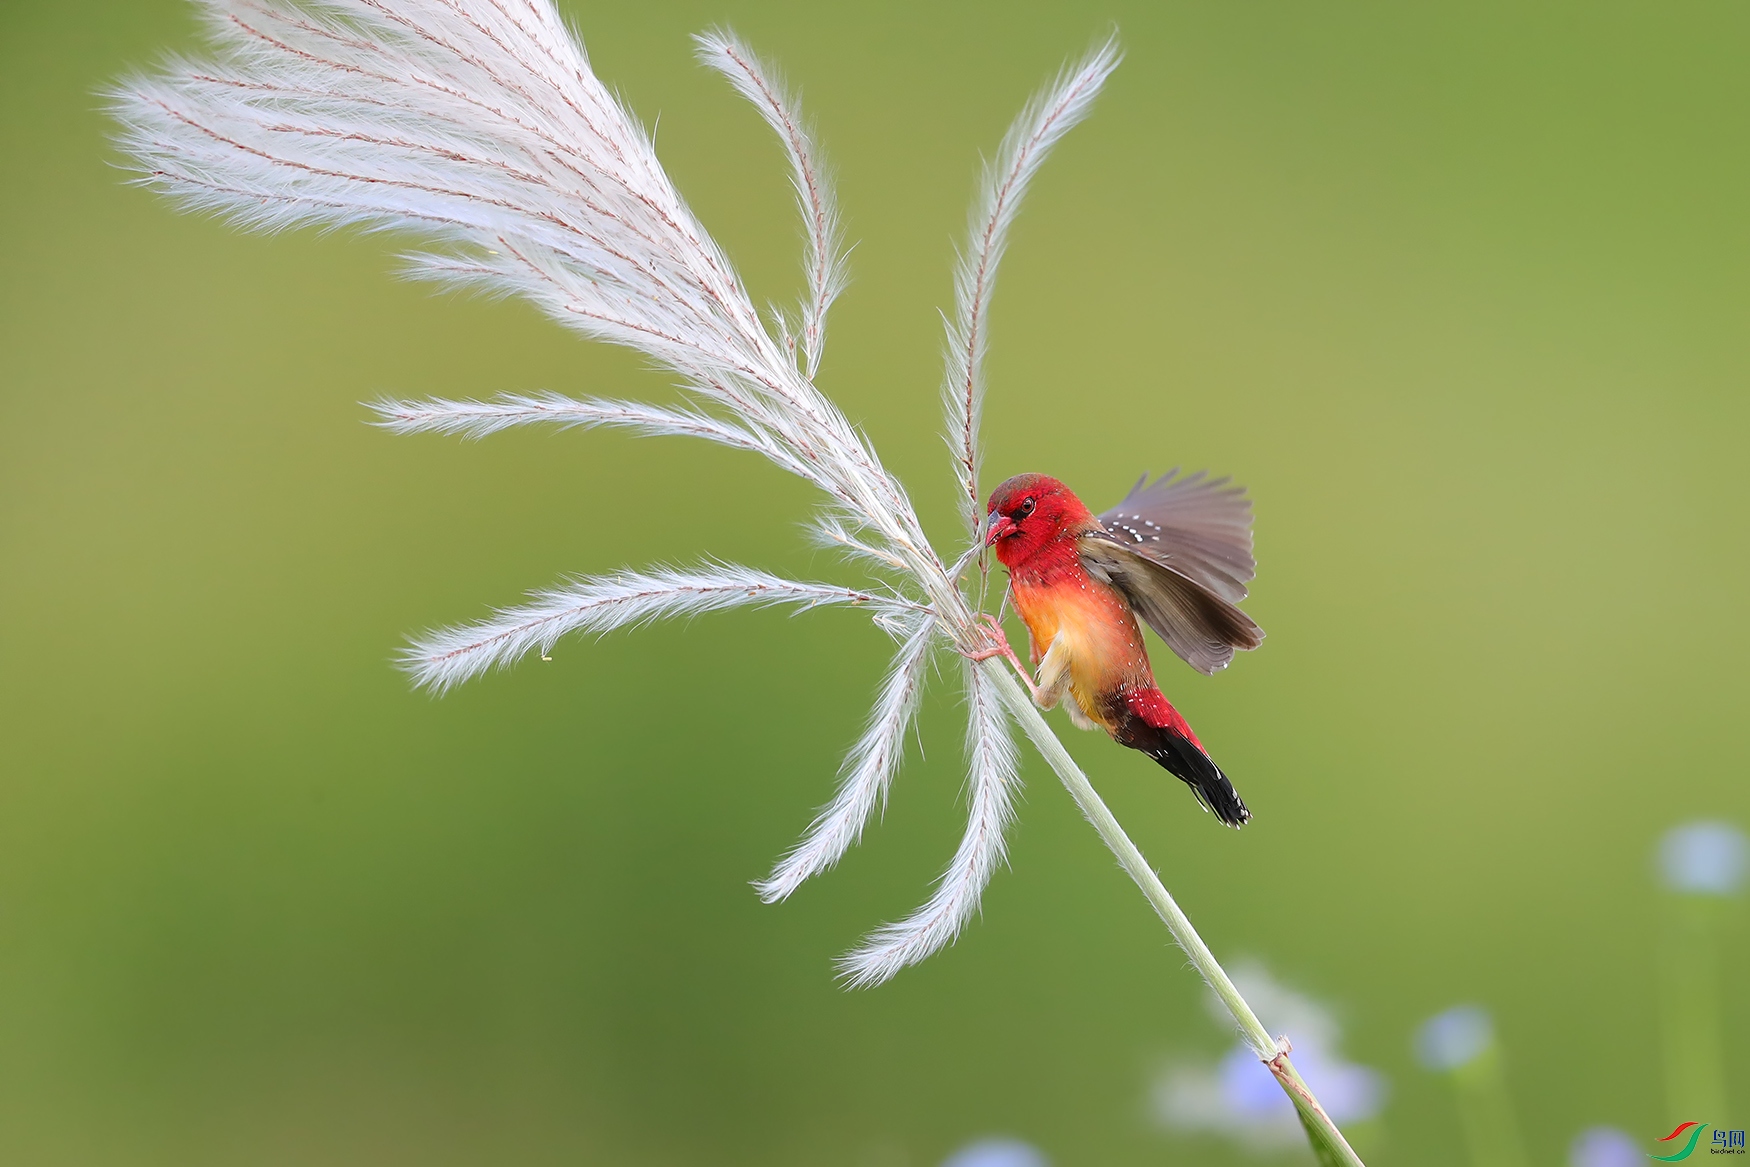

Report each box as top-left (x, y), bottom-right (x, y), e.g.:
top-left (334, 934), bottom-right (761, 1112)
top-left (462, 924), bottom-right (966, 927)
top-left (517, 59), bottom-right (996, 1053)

top-left (3, 1), bottom-right (1747, 1163)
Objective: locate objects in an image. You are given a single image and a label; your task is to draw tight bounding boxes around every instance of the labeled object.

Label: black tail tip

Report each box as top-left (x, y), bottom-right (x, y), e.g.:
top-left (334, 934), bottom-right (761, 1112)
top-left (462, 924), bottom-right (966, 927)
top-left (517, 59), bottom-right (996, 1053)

top-left (1145, 733), bottom-right (1251, 828)
top-left (1199, 779), bottom-right (1251, 828)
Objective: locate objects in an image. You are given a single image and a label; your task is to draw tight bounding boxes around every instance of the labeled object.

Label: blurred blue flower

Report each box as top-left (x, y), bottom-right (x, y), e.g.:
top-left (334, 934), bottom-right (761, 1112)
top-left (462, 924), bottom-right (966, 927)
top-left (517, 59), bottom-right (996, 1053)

top-left (1569, 1126), bottom-right (1640, 1167)
top-left (1415, 1004), bottom-right (1493, 1072)
top-left (1215, 1038), bottom-right (1385, 1123)
top-left (1657, 820), bottom-right (1748, 895)
top-left (1152, 962), bottom-right (1385, 1149)
top-left (941, 1137), bottom-right (1049, 1167)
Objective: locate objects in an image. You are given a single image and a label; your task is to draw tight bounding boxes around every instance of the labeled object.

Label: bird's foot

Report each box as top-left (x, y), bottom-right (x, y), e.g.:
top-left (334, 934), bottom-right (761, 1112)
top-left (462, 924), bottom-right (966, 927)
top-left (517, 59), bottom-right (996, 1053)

top-left (962, 615), bottom-right (1043, 702)
top-left (960, 614), bottom-right (1009, 662)
top-left (962, 614), bottom-right (1020, 664)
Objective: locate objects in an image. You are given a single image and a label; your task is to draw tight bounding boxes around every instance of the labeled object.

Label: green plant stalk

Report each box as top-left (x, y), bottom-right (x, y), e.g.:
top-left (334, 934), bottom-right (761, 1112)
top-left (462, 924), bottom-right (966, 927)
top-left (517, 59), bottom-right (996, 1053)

top-left (982, 661), bottom-right (1365, 1167)
top-left (1661, 895), bottom-right (1727, 1122)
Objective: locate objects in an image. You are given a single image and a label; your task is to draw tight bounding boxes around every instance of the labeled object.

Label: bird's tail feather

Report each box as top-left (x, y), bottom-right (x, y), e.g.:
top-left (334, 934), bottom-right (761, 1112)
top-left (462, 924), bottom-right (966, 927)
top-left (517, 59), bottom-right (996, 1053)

top-left (1108, 687), bottom-right (1250, 826)
top-left (1141, 729), bottom-right (1250, 827)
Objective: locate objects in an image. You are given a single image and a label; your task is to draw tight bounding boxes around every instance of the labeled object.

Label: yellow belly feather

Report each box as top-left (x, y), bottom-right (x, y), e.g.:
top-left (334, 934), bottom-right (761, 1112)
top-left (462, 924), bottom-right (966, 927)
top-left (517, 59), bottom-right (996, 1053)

top-left (1009, 574), bottom-right (1152, 733)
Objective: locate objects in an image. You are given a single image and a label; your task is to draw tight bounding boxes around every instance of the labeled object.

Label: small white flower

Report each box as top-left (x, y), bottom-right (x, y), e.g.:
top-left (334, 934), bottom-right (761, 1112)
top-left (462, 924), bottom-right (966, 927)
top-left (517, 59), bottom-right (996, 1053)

top-left (1414, 1004), bottom-right (1493, 1072)
top-left (941, 1138), bottom-right (1049, 1167)
top-left (1153, 963), bottom-right (1385, 1148)
top-left (1657, 820), bottom-right (1748, 896)
top-left (1569, 1127), bottom-right (1640, 1167)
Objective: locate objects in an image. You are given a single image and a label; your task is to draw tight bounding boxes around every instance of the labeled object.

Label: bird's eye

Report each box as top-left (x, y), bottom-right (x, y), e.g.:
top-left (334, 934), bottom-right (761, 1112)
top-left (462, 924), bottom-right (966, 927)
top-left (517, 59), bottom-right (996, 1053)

top-left (1017, 497), bottom-right (1036, 519)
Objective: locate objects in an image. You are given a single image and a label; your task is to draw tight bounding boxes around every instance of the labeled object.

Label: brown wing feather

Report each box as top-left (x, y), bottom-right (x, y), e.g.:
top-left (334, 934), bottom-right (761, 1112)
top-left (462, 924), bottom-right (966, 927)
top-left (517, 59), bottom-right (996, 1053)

top-left (1080, 534), bottom-right (1264, 675)
top-left (1096, 470), bottom-right (1256, 603)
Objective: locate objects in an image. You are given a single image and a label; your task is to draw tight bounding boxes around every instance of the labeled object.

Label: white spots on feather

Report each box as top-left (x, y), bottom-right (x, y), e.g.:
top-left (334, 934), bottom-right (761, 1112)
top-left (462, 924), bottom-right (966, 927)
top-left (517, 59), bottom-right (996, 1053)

top-left (1107, 512), bottom-right (1166, 547)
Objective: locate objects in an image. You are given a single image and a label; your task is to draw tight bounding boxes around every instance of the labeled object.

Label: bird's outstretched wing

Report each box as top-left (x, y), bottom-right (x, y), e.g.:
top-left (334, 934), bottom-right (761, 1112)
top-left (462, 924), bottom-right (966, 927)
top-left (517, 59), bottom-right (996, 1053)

top-left (1080, 535), bottom-right (1264, 674)
top-left (1095, 470), bottom-right (1256, 603)
top-left (1082, 470), bottom-right (1263, 675)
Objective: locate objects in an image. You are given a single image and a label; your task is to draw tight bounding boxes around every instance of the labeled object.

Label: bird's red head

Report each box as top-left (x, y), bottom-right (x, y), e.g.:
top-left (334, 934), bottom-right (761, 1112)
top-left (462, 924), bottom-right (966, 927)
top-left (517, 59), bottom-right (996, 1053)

top-left (985, 473), bottom-right (1096, 567)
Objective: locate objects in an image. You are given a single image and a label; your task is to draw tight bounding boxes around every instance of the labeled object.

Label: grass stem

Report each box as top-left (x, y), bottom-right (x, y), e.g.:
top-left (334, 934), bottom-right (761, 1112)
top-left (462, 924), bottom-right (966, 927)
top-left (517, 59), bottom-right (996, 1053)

top-left (982, 661), bottom-right (1366, 1166)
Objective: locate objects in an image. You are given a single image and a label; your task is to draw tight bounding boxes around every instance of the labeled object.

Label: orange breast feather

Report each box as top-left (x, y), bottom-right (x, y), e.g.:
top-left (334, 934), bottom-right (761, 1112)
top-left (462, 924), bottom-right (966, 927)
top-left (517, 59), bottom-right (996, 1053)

top-left (1010, 569), bottom-right (1154, 730)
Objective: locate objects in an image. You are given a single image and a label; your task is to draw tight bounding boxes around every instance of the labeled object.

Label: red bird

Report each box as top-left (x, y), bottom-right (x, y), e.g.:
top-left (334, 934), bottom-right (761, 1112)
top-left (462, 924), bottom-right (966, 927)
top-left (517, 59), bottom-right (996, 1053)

top-left (979, 471), bottom-right (1265, 825)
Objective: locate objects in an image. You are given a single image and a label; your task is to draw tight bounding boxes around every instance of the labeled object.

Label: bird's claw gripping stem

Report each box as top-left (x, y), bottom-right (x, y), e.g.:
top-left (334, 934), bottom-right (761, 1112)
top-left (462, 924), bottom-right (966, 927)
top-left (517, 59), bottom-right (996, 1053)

top-left (962, 614), bottom-right (1043, 702)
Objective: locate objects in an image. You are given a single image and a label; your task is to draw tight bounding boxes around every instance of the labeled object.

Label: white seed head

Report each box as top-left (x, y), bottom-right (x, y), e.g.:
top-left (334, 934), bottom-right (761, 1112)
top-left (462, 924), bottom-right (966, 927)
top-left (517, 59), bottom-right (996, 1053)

top-left (112, 0), bottom-right (1120, 987)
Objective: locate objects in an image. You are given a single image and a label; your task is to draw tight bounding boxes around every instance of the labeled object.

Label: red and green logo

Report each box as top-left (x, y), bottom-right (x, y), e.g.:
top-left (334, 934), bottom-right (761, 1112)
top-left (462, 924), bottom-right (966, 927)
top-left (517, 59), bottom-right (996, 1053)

top-left (1651, 1122), bottom-right (1747, 1159)
top-left (1653, 1123), bottom-right (1709, 1161)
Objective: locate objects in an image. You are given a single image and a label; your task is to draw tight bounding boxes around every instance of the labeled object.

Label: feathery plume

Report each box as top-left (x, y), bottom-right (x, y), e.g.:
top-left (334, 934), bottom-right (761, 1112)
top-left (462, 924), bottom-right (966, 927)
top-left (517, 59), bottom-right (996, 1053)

top-left (809, 517), bottom-right (910, 571)
top-left (112, 0), bottom-right (935, 593)
top-left (402, 565), bottom-right (913, 695)
top-left (695, 29), bottom-right (847, 380)
top-left (757, 617), bottom-right (936, 903)
top-left (837, 657), bottom-right (1020, 988)
top-left (368, 392), bottom-right (814, 476)
top-left (113, 11), bottom-right (1373, 1154)
top-left (942, 37), bottom-right (1121, 532)
top-left (109, 0), bottom-right (1110, 987)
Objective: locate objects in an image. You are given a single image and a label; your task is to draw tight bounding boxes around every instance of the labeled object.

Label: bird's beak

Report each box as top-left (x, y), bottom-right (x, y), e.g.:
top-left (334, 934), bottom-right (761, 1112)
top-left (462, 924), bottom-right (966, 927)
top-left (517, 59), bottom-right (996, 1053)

top-left (985, 513), bottom-right (1014, 546)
